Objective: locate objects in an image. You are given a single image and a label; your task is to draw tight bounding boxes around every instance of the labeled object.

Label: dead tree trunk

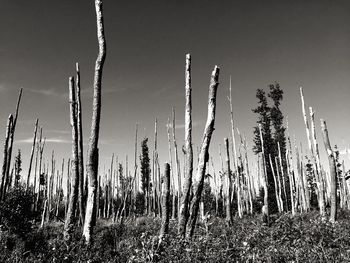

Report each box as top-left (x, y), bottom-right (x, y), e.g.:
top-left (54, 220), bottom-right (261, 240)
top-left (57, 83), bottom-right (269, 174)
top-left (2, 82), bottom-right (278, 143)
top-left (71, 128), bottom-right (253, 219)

top-left (160, 163), bottom-right (170, 238)
top-left (1, 115), bottom-right (13, 200)
top-left (5, 89), bottom-right (22, 194)
top-left (76, 62), bottom-right (85, 226)
top-left (259, 124), bottom-right (269, 225)
top-left (178, 54), bottom-right (193, 237)
top-left (187, 65), bottom-right (220, 238)
top-left (310, 107), bottom-right (325, 217)
top-left (26, 118), bottom-right (39, 191)
top-left (224, 138), bottom-right (232, 226)
top-left (172, 107), bottom-right (182, 219)
top-left (64, 77), bottom-right (80, 240)
top-left (320, 119), bottom-right (337, 223)
top-left (83, 0), bottom-right (106, 244)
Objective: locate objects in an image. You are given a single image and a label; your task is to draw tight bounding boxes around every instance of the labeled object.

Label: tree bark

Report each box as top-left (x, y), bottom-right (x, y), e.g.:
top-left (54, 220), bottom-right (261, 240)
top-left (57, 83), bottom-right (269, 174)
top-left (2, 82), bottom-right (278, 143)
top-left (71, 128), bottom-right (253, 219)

top-left (187, 65), bottom-right (220, 238)
top-left (83, 0), bottom-right (106, 244)
top-left (64, 77), bottom-right (80, 240)
top-left (5, 89), bottom-right (22, 196)
top-left (1, 115), bottom-right (13, 200)
top-left (224, 138), bottom-right (232, 225)
top-left (178, 54), bottom-right (193, 237)
top-left (26, 118), bottom-right (39, 192)
top-left (310, 107), bottom-right (325, 217)
top-left (76, 62), bottom-right (86, 226)
top-left (320, 119), bottom-right (337, 223)
top-left (160, 163), bottom-right (170, 238)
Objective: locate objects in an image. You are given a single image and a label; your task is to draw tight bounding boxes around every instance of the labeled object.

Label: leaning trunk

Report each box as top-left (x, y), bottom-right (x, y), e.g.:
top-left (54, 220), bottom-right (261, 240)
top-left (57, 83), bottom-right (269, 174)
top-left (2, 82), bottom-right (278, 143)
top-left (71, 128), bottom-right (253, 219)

top-left (187, 65), bottom-right (220, 238)
top-left (83, 0), bottom-right (106, 244)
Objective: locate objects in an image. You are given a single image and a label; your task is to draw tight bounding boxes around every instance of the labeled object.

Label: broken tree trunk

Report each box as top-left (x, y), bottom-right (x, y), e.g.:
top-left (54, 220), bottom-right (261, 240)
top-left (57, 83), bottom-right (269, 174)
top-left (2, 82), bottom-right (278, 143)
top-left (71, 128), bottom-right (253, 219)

top-left (320, 119), bottom-right (337, 223)
top-left (76, 62), bottom-right (85, 226)
top-left (64, 77), bottom-right (80, 240)
top-left (172, 107), bottom-right (182, 218)
top-left (5, 89), bottom-right (22, 196)
top-left (83, 0), bottom-right (106, 244)
top-left (26, 118), bottom-right (39, 192)
top-left (187, 65), bottom-right (220, 238)
top-left (1, 115), bottom-right (13, 201)
top-left (224, 138), bottom-right (232, 226)
top-left (160, 162), bottom-right (170, 238)
top-left (259, 124), bottom-right (269, 225)
top-left (178, 54), bottom-right (193, 237)
top-left (310, 107), bottom-right (325, 217)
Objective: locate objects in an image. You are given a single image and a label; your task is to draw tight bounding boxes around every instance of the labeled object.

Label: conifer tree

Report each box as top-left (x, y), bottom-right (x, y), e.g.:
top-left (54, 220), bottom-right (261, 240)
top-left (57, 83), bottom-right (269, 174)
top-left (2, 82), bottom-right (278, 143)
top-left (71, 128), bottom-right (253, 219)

top-left (140, 138), bottom-right (151, 194)
top-left (14, 150), bottom-right (22, 187)
top-left (268, 83), bottom-right (286, 164)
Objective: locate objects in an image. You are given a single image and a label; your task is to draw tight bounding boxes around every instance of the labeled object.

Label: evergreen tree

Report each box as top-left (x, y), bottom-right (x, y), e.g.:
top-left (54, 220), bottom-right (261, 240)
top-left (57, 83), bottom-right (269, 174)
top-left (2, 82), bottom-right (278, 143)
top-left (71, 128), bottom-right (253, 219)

top-left (14, 149), bottom-right (22, 187)
top-left (140, 138), bottom-right (150, 195)
top-left (268, 83), bottom-right (286, 162)
top-left (252, 84), bottom-right (287, 213)
top-left (252, 89), bottom-right (274, 155)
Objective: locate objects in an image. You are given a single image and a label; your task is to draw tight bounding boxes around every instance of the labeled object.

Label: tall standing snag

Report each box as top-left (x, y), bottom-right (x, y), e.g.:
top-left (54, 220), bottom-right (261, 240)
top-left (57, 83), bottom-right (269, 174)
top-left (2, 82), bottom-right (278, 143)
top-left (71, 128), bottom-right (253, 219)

top-left (320, 119), bottom-right (337, 223)
top-left (178, 54), bottom-right (193, 237)
top-left (224, 138), bottom-right (232, 225)
top-left (26, 118), bottom-right (39, 191)
top-left (160, 162), bottom-right (171, 238)
top-left (76, 62), bottom-right (85, 225)
top-left (1, 115), bottom-right (13, 200)
top-left (187, 65), bottom-right (220, 238)
top-left (83, 0), bottom-right (106, 243)
top-left (64, 77), bottom-right (80, 240)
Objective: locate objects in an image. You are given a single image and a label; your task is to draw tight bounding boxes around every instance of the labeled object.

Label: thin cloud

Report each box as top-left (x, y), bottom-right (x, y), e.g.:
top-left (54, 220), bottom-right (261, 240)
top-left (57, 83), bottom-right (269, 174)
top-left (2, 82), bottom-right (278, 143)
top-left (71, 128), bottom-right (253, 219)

top-left (167, 120), bottom-right (202, 130)
top-left (16, 137), bottom-right (71, 144)
top-left (26, 87), bottom-right (64, 98)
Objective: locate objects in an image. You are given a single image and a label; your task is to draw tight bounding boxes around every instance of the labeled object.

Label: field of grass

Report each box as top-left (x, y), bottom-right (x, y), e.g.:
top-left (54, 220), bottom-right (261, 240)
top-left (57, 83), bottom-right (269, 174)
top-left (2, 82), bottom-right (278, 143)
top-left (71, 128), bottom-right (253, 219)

top-left (1, 210), bottom-right (350, 262)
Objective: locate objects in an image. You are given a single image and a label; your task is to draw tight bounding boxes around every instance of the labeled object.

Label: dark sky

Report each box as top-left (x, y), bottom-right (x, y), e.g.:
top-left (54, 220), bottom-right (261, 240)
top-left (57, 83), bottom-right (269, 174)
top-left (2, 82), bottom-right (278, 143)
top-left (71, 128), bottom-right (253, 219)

top-left (0, 0), bottom-right (350, 176)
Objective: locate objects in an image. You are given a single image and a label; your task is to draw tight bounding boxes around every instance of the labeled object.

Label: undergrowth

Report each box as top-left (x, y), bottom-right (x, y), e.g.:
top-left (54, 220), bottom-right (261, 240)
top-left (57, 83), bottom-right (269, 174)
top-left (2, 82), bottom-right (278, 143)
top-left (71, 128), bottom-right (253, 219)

top-left (0, 211), bottom-right (350, 262)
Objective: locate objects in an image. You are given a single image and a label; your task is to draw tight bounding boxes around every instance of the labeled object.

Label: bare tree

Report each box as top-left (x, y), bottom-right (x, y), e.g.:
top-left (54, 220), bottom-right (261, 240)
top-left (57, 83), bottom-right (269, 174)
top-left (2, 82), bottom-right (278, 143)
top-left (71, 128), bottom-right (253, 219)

top-left (320, 119), bottom-right (337, 223)
top-left (1, 115), bottom-right (13, 200)
top-left (64, 77), bottom-right (80, 240)
top-left (83, 0), bottom-right (106, 244)
top-left (187, 65), bottom-right (220, 238)
top-left (224, 138), bottom-right (232, 225)
top-left (76, 62), bottom-right (85, 225)
top-left (178, 54), bottom-right (193, 237)
top-left (26, 118), bottom-right (39, 191)
top-left (160, 162), bottom-right (170, 238)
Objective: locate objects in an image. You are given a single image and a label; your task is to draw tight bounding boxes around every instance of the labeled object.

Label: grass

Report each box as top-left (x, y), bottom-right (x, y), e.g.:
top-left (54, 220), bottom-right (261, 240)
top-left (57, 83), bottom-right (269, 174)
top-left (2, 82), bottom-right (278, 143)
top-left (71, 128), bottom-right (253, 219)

top-left (1, 211), bottom-right (350, 262)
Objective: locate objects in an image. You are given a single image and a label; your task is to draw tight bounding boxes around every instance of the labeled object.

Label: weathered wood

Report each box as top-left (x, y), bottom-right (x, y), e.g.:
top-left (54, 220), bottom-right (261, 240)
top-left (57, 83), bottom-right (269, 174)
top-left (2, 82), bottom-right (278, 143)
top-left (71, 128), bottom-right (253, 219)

top-left (224, 138), bottom-right (232, 225)
top-left (75, 62), bottom-right (85, 226)
top-left (83, 0), bottom-right (106, 244)
top-left (320, 119), bottom-right (337, 223)
top-left (4, 89), bottom-right (22, 197)
top-left (172, 107), bottom-right (182, 218)
top-left (160, 163), bottom-right (170, 238)
top-left (187, 65), bottom-right (220, 238)
top-left (64, 77), bottom-right (80, 240)
top-left (26, 118), bottom-right (39, 191)
top-left (259, 124), bottom-right (269, 225)
top-left (178, 54), bottom-right (193, 237)
top-left (1, 115), bottom-right (13, 200)
top-left (310, 107), bottom-right (325, 217)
